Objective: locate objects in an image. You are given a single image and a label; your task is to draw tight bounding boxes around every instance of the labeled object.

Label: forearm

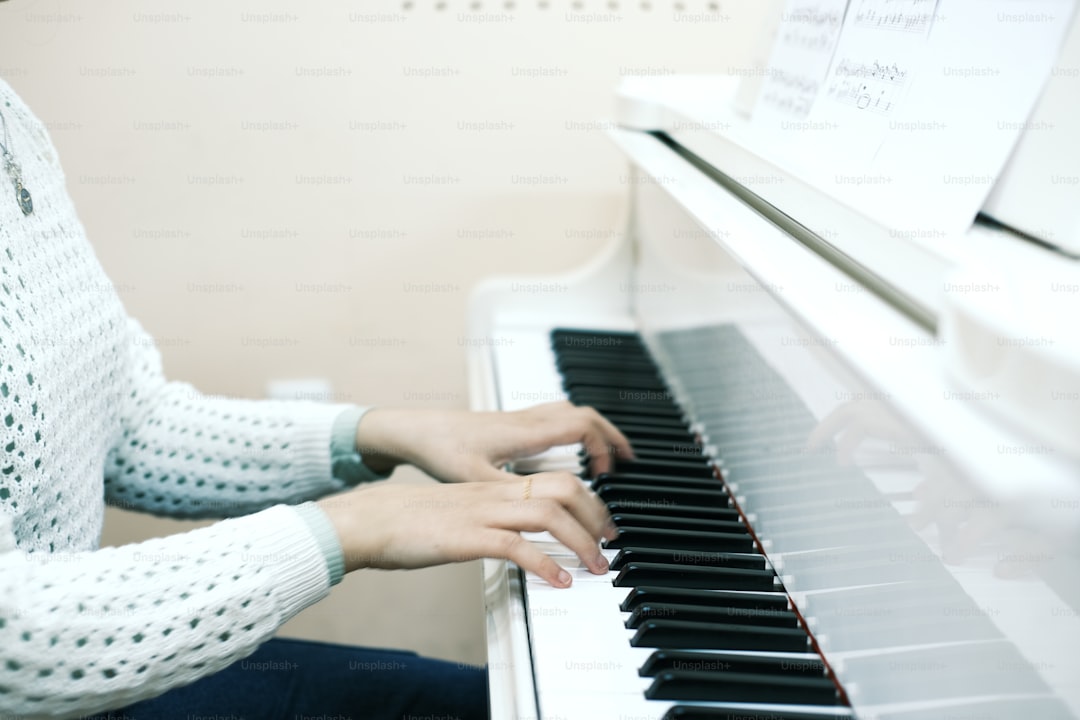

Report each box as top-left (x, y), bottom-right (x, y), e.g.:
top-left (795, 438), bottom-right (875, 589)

top-left (351, 407), bottom-right (415, 475)
top-left (110, 317), bottom-right (383, 518)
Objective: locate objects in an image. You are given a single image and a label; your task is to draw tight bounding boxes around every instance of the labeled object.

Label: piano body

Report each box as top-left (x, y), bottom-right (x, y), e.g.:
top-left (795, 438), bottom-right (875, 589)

top-left (466, 10), bottom-right (1080, 719)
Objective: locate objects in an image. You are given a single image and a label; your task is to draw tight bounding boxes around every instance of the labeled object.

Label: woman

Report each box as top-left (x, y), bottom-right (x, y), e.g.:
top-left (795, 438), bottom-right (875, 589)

top-left (0, 75), bottom-right (630, 719)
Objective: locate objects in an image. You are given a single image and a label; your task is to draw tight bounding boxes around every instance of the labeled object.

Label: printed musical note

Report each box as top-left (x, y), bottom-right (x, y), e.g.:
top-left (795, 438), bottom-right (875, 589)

top-left (753, 0), bottom-right (849, 122)
top-left (851, 0), bottom-right (939, 36)
top-left (815, 0), bottom-right (935, 120)
top-left (742, 0), bottom-right (1074, 240)
top-left (826, 58), bottom-right (909, 115)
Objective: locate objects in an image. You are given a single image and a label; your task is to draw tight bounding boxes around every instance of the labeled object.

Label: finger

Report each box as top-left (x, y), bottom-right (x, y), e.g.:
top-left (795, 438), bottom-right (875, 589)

top-left (469, 462), bottom-right (521, 484)
top-left (482, 529), bottom-right (573, 587)
top-left (585, 408), bottom-right (635, 461)
top-left (582, 432), bottom-right (629, 477)
top-left (492, 495), bottom-right (610, 575)
top-left (532, 404), bottom-right (635, 469)
top-left (526, 472), bottom-right (614, 542)
top-left (575, 410), bottom-right (635, 477)
top-left (805, 402), bottom-right (860, 450)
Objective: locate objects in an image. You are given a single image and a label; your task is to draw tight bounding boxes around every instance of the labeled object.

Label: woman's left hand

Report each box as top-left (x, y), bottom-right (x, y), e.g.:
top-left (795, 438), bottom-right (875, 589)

top-left (353, 401), bottom-right (634, 483)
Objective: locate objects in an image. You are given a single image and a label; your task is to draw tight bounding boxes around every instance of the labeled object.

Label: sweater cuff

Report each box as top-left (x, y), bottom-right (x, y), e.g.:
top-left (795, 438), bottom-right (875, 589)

top-left (330, 406), bottom-right (392, 486)
top-left (252, 505), bottom-right (335, 622)
top-left (291, 502), bottom-right (346, 586)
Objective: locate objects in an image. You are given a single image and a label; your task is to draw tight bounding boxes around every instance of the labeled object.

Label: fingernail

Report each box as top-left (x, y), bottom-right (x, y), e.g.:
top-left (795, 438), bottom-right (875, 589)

top-left (557, 570), bottom-right (572, 586)
top-left (604, 520), bottom-right (619, 539)
top-left (595, 553), bottom-right (609, 572)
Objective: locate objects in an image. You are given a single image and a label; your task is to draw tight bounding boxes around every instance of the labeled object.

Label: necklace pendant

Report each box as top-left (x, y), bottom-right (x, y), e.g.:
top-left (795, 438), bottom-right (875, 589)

top-left (15, 182), bottom-right (32, 216)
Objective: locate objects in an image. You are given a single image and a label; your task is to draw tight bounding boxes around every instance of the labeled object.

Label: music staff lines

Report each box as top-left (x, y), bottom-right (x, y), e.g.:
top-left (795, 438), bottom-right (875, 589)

top-left (854, 8), bottom-right (935, 33)
top-left (834, 59), bottom-right (907, 85)
top-left (782, 27), bottom-right (844, 53)
top-left (828, 59), bottom-right (909, 116)
top-left (851, 0), bottom-right (938, 34)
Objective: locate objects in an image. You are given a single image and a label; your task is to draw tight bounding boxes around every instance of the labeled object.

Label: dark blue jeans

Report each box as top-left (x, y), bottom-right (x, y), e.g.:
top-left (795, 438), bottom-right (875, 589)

top-left (89, 637), bottom-right (489, 720)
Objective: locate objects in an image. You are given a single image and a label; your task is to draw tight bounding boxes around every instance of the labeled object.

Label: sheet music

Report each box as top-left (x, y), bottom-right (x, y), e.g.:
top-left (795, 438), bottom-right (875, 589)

top-left (807, 0), bottom-right (937, 160)
top-left (753, 0), bottom-right (850, 122)
top-left (741, 0), bottom-right (1076, 237)
top-left (827, 57), bottom-right (908, 116)
top-left (851, 0), bottom-right (937, 34)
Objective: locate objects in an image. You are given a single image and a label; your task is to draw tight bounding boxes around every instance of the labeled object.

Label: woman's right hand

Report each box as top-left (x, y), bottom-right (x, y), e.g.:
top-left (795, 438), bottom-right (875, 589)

top-left (316, 472), bottom-right (615, 588)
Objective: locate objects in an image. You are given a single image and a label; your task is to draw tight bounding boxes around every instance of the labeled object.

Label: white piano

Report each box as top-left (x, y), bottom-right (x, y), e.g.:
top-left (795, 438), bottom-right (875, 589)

top-left (466, 5), bottom-right (1080, 718)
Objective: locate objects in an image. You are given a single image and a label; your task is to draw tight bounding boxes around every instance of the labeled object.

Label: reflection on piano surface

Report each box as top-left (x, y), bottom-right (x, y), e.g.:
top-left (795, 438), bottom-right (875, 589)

top-left (468, 70), bottom-right (1080, 720)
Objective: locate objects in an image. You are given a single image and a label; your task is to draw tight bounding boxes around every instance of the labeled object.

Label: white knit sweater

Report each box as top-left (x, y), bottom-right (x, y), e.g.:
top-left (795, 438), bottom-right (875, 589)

top-left (0, 78), bottom-right (358, 718)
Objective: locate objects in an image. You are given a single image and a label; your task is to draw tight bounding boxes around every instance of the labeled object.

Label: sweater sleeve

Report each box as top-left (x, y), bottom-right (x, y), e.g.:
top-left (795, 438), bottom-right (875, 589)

top-left (104, 317), bottom-right (377, 519)
top-left (329, 405), bottom-right (393, 486)
top-left (0, 504), bottom-right (332, 719)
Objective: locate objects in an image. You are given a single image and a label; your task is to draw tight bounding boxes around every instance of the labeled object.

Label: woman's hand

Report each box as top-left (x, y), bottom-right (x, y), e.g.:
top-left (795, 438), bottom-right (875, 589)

top-left (354, 401), bottom-right (634, 483)
top-left (317, 471), bottom-right (616, 587)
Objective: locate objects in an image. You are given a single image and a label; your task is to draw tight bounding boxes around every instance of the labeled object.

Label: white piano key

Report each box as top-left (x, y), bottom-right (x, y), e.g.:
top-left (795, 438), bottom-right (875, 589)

top-left (525, 565), bottom-right (850, 720)
top-left (511, 444), bottom-right (584, 474)
top-left (493, 327), bottom-right (567, 412)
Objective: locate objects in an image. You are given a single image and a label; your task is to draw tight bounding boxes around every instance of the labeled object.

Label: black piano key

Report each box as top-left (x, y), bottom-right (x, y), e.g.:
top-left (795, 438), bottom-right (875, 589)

top-left (557, 360), bottom-right (650, 370)
top-left (557, 359), bottom-right (652, 369)
top-left (555, 351), bottom-right (654, 363)
top-left (564, 382), bottom-right (672, 398)
top-left (566, 387), bottom-right (671, 401)
top-left (605, 446), bottom-right (706, 461)
top-left (613, 562), bottom-right (776, 591)
top-left (596, 484), bottom-right (728, 506)
top-left (609, 547), bottom-right (765, 572)
top-left (610, 513), bottom-right (746, 534)
top-left (575, 404), bottom-right (687, 422)
top-left (594, 413), bottom-right (690, 430)
top-left (605, 527), bottom-right (753, 554)
top-left (555, 355), bottom-right (650, 366)
top-left (578, 403), bottom-right (686, 421)
top-left (571, 399), bottom-right (683, 416)
top-left (551, 327), bottom-right (643, 342)
top-left (553, 340), bottom-right (646, 350)
top-left (592, 473), bottom-right (724, 492)
top-left (557, 355), bottom-right (651, 365)
top-left (562, 369), bottom-right (652, 379)
top-left (631, 619), bottom-right (811, 653)
top-left (613, 459), bottom-right (715, 478)
top-left (621, 587), bottom-right (789, 613)
top-left (646, 670), bottom-right (840, 705)
top-left (551, 345), bottom-right (646, 357)
top-left (615, 425), bottom-right (698, 443)
top-left (626, 602), bottom-right (798, 630)
top-left (568, 386), bottom-right (675, 401)
top-left (640, 650), bottom-right (825, 678)
top-left (663, 707), bottom-right (851, 720)
top-left (604, 501), bottom-right (740, 522)
top-left (552, 337), bottom-right (645, 349)
top-left (624, 437), bottom-right (700, 451)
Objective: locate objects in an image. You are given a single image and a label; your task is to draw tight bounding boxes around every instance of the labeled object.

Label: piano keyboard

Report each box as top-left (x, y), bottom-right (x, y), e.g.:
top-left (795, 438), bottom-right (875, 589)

top-left (518, 327), bottom-right (853, 720)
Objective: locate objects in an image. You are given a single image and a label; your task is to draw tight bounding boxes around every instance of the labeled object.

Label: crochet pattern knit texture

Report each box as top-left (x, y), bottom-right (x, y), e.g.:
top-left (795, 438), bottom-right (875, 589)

top-left (0, 77), bottom-right (353, 718)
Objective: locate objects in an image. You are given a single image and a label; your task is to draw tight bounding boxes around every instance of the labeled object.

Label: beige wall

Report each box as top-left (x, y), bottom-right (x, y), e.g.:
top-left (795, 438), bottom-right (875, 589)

top-left (0, 0), bottom-right (772, 666)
